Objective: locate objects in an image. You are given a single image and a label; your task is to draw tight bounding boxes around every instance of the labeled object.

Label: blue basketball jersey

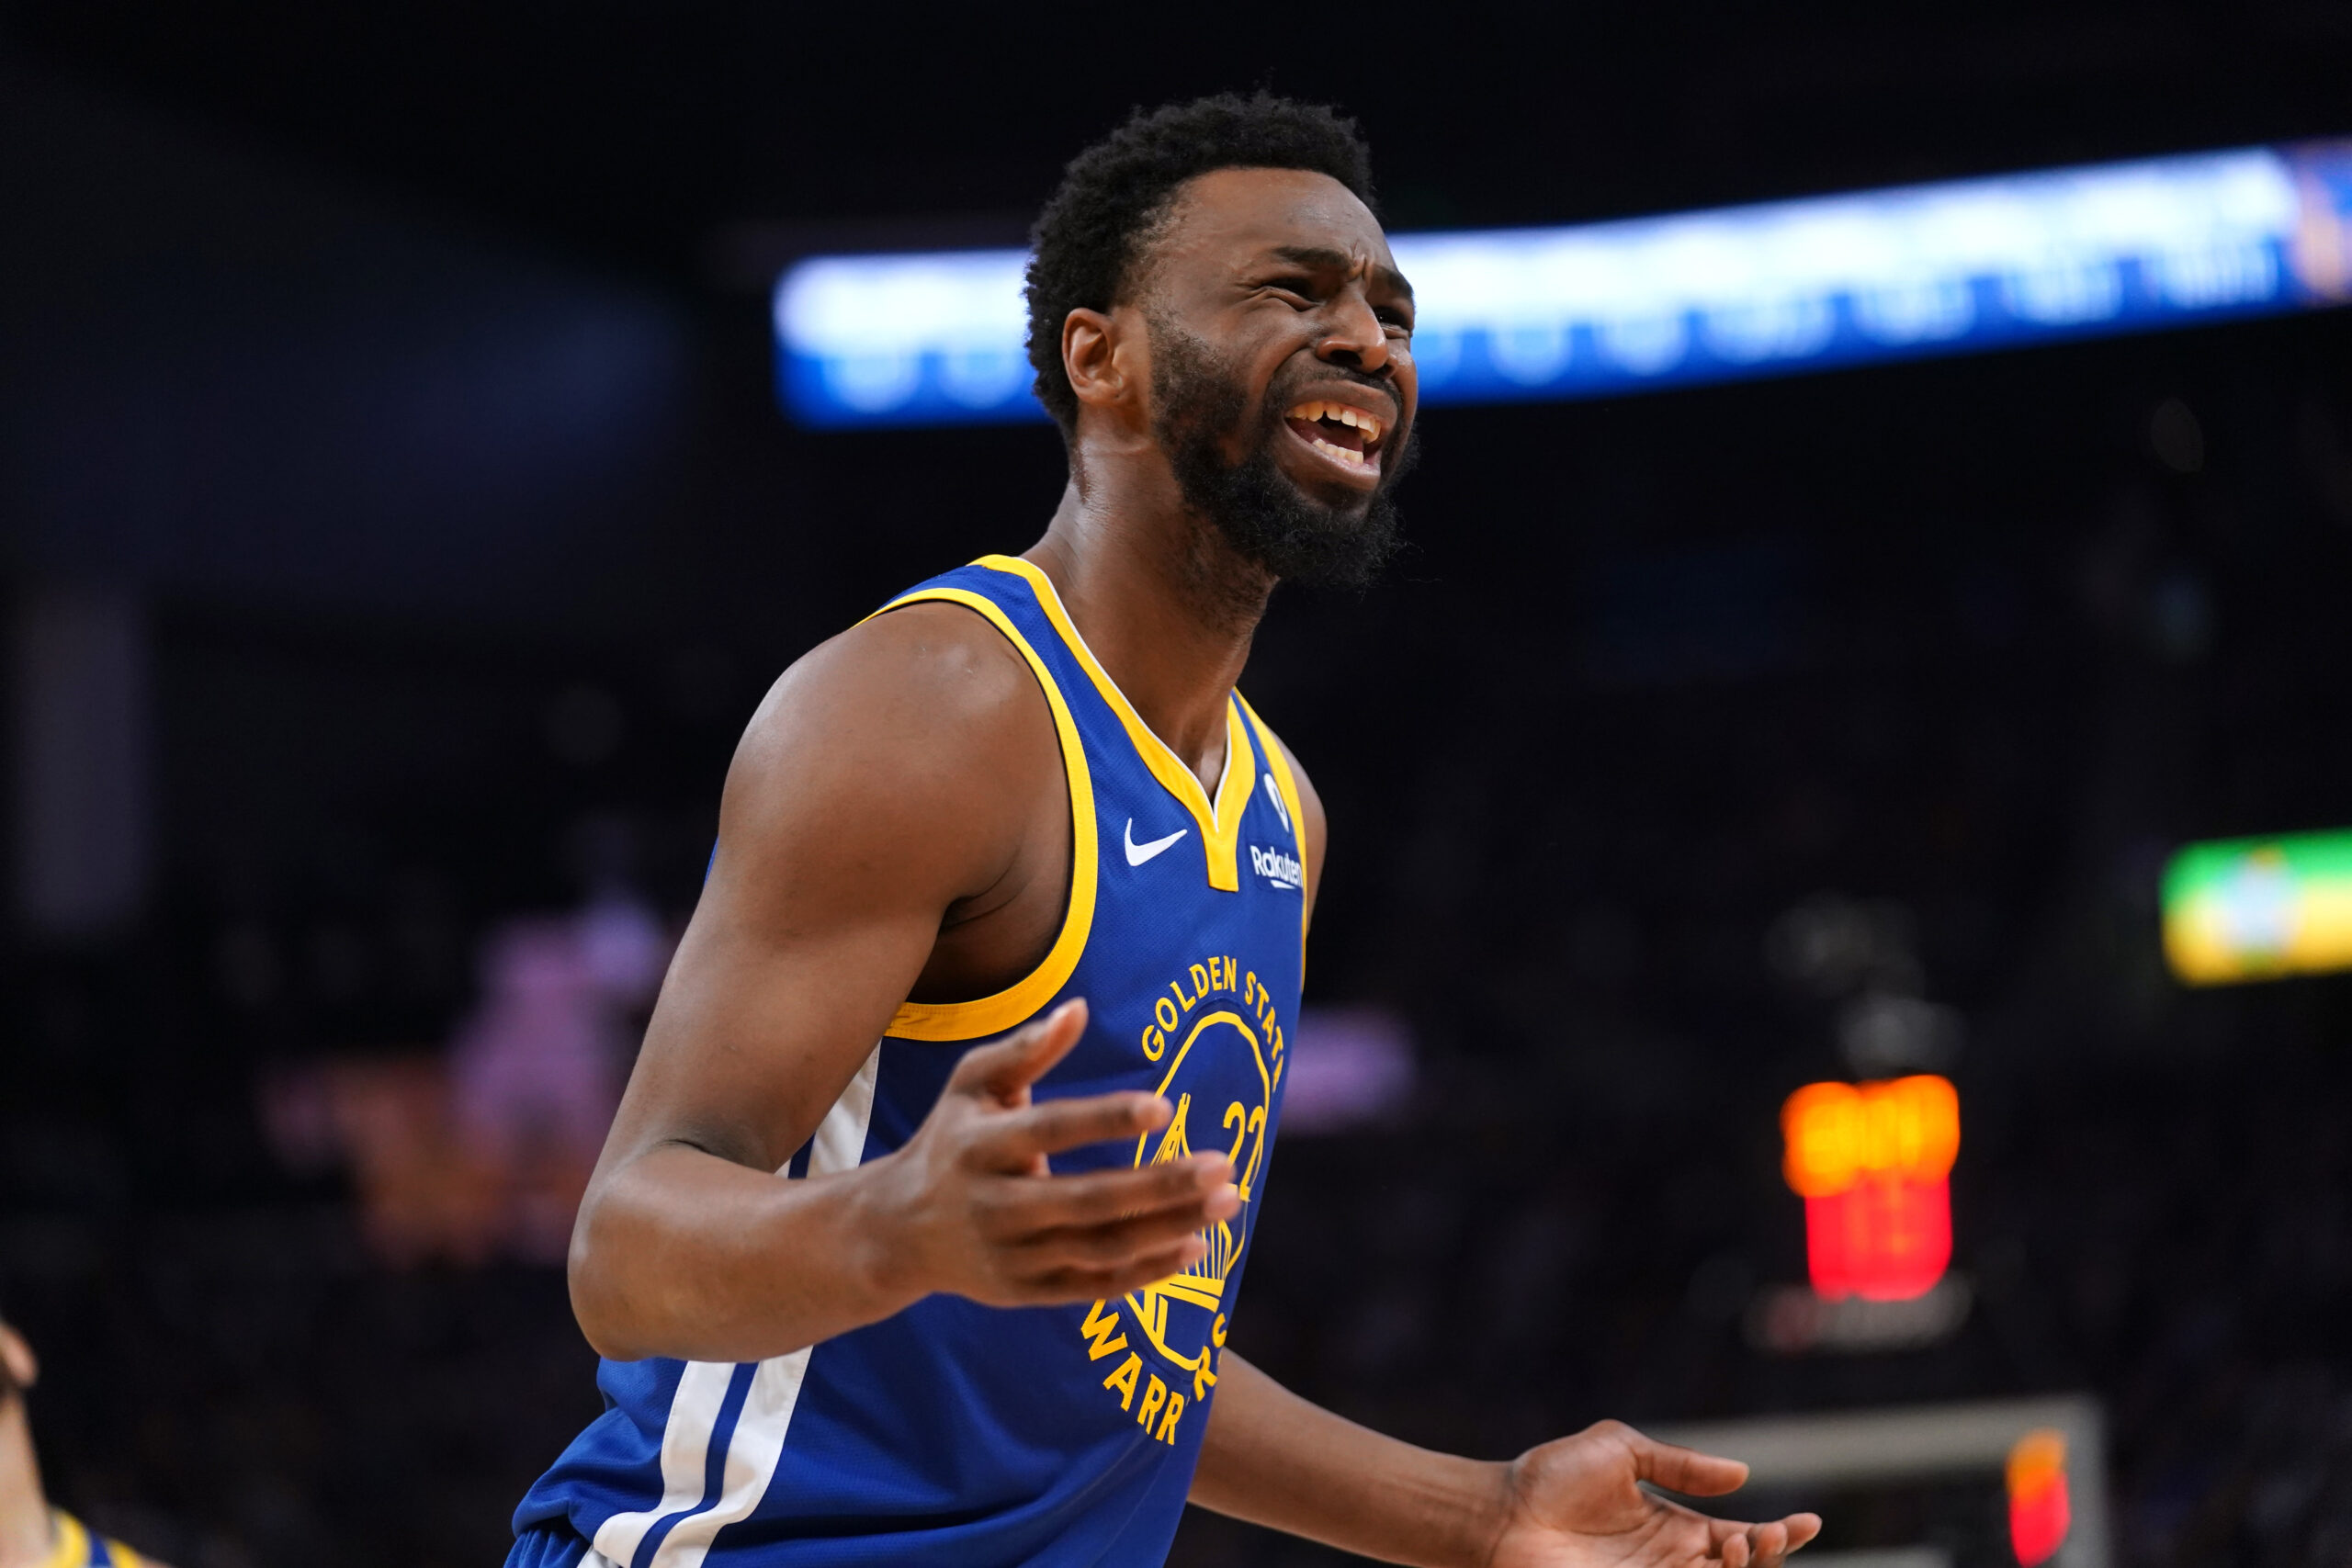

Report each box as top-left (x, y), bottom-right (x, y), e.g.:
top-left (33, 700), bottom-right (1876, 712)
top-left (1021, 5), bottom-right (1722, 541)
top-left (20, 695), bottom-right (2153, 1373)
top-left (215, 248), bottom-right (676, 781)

top-left (512, 556), bottom-right (1308, 1568)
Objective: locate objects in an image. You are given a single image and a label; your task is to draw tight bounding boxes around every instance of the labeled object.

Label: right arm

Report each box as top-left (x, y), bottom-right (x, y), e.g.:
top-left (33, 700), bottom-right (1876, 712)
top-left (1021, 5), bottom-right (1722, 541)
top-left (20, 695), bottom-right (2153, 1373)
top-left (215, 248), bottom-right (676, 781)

top-left (567, 605), bottom-right (1238, 1363)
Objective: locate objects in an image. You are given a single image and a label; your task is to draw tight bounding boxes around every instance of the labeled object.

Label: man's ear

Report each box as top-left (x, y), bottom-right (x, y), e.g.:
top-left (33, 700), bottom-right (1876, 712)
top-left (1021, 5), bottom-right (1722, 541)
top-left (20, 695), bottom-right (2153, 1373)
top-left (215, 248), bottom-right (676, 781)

top-left (1061, 307), bottom-right (1142, 415)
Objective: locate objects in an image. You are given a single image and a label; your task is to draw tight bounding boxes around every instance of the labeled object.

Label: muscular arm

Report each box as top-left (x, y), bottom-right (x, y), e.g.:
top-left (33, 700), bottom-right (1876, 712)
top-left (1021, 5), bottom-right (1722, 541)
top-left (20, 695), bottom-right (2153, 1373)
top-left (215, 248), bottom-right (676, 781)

top-left (568, 604), bottom-right (1237, 1364)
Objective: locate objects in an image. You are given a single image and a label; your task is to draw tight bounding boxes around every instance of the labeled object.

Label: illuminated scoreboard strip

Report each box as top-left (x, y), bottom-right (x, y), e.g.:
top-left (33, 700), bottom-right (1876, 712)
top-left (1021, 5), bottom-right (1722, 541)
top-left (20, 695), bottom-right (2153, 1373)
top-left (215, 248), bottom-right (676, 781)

top-left (2163, 828), bottom-right (2352, 985)
top-left (774, 140), bottom-right (2352, 428)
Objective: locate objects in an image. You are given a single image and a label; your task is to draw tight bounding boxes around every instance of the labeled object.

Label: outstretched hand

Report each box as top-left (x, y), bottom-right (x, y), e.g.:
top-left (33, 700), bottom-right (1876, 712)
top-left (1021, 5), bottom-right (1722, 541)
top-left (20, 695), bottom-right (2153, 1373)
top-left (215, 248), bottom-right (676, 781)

top-left (1487, 1421), bottom-right (1819, 1568)
top-left (863, 998), bottom-right (1241, 1309)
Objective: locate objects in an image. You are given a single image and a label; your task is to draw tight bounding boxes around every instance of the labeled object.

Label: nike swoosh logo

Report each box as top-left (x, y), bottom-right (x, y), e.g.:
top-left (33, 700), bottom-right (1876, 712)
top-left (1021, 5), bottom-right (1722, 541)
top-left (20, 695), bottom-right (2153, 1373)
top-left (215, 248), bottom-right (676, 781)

top-left (1125, 819), bottom-right (1189, 867)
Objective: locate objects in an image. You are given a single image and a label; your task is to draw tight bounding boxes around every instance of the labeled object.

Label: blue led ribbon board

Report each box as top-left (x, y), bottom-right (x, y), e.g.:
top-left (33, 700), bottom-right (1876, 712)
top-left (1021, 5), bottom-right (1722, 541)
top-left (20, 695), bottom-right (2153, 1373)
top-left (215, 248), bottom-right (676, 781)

top-left (774, 141), bottom-right (2352, 428)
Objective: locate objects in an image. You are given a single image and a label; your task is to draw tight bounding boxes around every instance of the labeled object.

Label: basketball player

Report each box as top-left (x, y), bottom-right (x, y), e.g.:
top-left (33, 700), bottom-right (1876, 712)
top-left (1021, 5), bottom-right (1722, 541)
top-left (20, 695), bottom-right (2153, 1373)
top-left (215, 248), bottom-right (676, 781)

top-left (0, 1317), bottom-right (165, 1567)
top-left (512, 95), bottom-right (1821, 1567)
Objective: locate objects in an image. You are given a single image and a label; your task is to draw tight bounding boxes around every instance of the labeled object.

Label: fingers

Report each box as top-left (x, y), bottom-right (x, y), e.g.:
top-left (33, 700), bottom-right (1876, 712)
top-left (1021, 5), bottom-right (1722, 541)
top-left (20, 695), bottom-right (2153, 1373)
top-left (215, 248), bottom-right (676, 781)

top-left (1707, 1512), bottom-right (1820, 1566)
top-left (1621, 1427), bottom-right (1749, 1498)
top-left (964, 1159), bottom-right (1239, 1304)
top-left (979, 1156), bottom-right (1237, 1232)
top-left (972, 1089), bottom-right (1182, 1166)
top-left (949, 998), bottom-right (1091, 1101)
top-left (1017, 1238), bottom-right (1204, 1304)
top-left (1009, 1192), bottom-right (1234, 1272)
top-left (1762, 1514), bottom-right (1820, 1561)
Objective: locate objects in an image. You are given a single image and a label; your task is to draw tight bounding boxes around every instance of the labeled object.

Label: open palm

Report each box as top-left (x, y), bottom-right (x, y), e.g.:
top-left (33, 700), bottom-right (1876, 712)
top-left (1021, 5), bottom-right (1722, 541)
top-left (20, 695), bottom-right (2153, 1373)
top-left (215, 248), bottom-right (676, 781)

top-left (1488, 1421), bottom-right (1820, 1568)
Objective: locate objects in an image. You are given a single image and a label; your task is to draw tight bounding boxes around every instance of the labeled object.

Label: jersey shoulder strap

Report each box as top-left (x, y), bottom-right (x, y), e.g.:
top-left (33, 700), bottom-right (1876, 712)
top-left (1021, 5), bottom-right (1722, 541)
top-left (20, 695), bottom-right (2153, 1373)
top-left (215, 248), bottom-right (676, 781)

top-left (867, 559), bottom-right (1101, 1043)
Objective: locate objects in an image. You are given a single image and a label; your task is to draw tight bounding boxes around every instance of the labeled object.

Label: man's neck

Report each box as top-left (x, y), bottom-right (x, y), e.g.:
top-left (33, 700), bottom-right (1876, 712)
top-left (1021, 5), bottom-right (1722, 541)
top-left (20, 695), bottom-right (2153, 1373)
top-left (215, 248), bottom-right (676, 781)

top-left (0, 1401), bottom-right (53, 1568)
top-left (1024, 473), bottom-right (1271, 795)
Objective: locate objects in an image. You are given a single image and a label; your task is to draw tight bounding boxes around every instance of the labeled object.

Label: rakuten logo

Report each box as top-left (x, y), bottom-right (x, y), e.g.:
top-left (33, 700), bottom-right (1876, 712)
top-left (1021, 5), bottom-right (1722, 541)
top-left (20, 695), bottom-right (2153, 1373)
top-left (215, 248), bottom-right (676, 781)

top-left (1250, 845), bottom-right (1303, 891)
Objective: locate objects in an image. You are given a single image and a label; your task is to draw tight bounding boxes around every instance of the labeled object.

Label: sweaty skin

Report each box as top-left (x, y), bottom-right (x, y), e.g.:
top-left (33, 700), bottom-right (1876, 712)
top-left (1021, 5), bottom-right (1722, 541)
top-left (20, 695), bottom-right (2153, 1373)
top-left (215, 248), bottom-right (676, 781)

top-left (567, 165), bottom-right (1818, 1568)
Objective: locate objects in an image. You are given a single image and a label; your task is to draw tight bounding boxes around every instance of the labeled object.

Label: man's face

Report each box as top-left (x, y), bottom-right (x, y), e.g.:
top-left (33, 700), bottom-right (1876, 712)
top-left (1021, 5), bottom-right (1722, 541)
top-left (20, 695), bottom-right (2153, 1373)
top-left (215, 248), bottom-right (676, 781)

top-left (1131, 167), bottom-right (1419, 589)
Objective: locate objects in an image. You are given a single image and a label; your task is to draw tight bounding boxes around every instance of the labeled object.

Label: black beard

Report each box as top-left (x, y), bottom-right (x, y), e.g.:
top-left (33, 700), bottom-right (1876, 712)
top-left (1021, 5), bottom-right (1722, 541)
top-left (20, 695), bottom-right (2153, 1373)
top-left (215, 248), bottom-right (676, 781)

top-left (1148, 321), bottom-right (1414, 595)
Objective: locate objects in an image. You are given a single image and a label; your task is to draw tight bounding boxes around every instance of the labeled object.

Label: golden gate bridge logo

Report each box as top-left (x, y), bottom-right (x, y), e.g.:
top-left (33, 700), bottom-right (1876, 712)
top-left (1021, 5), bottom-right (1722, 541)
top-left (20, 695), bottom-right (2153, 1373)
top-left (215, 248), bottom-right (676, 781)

top-left (1123, 1008), bottom-right (1272, 1398)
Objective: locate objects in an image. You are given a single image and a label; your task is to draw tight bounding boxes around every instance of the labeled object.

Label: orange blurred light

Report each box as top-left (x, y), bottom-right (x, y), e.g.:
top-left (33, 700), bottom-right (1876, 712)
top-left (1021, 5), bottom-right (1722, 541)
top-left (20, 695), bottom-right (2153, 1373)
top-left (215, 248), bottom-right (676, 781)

top-left (2007, 1428), bottom-right (2071, 1566)
top-left (1783, 1076), bottom-right (1960, 1301)
top-left (1782, 1075), bottom-right (1959, 1196)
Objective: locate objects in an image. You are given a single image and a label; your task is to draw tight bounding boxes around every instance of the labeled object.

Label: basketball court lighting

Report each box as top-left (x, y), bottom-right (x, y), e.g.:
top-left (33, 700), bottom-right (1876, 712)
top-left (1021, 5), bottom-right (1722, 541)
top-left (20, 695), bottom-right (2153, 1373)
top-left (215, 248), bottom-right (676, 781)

top-left (774, 141), bottom-right (2352, 428)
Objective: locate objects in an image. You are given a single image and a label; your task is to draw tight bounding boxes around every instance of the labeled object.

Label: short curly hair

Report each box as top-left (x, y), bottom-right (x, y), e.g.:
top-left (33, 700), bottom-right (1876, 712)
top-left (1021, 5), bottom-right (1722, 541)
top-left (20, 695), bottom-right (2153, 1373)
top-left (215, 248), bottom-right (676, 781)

top-left (1024, 93), bottom-right (1376, 432)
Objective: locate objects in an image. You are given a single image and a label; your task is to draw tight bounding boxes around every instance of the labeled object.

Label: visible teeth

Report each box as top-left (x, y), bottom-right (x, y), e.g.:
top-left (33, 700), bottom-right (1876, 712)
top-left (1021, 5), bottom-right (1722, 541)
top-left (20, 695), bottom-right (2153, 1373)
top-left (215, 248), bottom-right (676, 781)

top-left (1290, 400), bottom-right (1385, 449)
top-left (1310, 436), bottom-right (1365, 466)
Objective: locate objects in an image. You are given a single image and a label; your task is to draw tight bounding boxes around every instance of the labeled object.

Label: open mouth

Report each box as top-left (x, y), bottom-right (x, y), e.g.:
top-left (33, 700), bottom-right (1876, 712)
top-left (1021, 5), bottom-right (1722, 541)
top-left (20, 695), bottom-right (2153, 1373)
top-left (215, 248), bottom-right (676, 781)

top-left (1283, 399), bottom-right (1388, 474)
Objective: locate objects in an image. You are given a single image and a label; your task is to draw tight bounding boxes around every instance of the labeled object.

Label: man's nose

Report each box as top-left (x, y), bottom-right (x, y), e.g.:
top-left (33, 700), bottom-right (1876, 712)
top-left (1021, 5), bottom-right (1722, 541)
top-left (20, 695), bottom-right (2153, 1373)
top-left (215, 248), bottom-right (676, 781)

top-left (1315, 287), bottom-right (1392, 375)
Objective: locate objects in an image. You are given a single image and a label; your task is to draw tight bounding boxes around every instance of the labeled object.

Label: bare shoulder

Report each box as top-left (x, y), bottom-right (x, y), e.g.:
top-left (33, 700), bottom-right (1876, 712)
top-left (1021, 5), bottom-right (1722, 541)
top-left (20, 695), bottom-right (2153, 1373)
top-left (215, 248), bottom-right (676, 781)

top-left (739, 600), bottom-right (1045, 773)
top-left (718, 599), bottom-right (1058, 909)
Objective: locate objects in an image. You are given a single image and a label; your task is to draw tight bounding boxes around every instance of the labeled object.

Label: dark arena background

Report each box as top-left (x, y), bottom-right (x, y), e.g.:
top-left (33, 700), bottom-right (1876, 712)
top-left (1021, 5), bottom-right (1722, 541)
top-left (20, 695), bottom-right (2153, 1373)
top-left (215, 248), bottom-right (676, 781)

top-left (6, 4), bottom-right (2352, 1565)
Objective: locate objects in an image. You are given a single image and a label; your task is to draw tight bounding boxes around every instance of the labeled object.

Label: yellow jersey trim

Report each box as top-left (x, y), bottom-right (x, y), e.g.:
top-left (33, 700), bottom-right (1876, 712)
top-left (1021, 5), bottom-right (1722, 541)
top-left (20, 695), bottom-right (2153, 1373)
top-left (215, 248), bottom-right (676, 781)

top-left (976, 555), bottom-right (1250, 892)
top-left (1238, 695), bottom-right (1312, 970)
top-left (41, 1512), bottom-right (85, 1568)
top-left (866, 586), bottom-right (1101, 1043)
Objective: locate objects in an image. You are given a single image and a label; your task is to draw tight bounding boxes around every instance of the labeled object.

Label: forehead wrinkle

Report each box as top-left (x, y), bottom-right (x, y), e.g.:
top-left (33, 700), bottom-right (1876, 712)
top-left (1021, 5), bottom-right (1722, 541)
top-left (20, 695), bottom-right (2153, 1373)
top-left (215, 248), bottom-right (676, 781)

top-left (1263, 243), bottom-right (1412, 300)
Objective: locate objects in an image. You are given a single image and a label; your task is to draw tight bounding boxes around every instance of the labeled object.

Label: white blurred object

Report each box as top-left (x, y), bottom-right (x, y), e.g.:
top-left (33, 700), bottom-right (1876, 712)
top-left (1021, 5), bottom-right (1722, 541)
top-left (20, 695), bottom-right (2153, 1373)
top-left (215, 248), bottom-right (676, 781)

top-left (1279, 1007), bottom-right (1417, 1134)
top-left (1838, 993), bottom-right (1965, 1076)
top-left (1766, 893), bottom-right (1921, 998)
